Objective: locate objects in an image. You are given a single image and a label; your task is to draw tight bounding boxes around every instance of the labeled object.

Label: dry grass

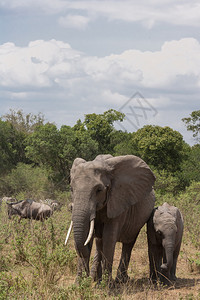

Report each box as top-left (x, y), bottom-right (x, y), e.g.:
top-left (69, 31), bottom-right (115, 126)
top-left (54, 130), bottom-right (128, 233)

top-left (0, 202), bottom-right (200, 300)
top-left (83, 227), bottom-right (200, 300)
top-left (110, 229), bottom-right (200, 299)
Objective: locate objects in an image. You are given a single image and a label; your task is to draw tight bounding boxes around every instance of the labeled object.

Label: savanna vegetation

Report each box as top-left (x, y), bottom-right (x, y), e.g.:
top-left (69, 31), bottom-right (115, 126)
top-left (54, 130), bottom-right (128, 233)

top-left (0, 108), bottom-right (200, 299)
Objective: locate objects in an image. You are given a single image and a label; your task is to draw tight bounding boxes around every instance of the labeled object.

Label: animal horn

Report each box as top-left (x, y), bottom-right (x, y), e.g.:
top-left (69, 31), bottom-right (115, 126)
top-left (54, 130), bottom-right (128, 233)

top-left (84, 219), bottom-right (94, 246)
top-left (65, 221), bottom-right (73, 245)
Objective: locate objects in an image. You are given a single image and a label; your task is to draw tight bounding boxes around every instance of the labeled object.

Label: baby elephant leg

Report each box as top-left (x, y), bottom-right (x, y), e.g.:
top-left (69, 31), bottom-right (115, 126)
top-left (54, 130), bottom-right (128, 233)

top-left (170, 243), bottom-right (181, 281)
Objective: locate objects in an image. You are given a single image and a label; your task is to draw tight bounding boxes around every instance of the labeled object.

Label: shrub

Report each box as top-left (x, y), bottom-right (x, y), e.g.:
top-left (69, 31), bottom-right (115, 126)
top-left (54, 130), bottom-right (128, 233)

top-left (0, 163), bottom-right (53, 199)
top-left (175, 181), bottom-right (200, 250)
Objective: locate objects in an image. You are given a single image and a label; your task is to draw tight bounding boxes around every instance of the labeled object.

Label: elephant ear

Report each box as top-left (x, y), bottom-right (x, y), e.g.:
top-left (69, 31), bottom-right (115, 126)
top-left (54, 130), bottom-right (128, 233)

top-left (106, 155), bottom-right (156, 219)
top-left (70, 158), bottom-right (86, 181)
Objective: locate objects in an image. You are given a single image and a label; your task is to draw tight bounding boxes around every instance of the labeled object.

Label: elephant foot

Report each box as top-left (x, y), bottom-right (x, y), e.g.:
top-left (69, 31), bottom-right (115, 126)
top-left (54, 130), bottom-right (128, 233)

top-left (149, 271), bottom-right (160, 284)
top-left (170, 274), bottom-right (177, 282)
top-left (160, 275), bottom-right (174, 286)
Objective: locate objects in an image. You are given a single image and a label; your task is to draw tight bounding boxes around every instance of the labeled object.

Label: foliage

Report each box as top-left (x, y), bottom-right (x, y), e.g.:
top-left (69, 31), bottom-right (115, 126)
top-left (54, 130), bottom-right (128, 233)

top-left (0, 120), bottom-right (28, 175)
top-left (129, 125), bottom-right (187, 173)
top-left (25, 123), bottom-right (98, 187)
top-left (175, 181), bottom-right (200, 250)
top-left (0, 163), bottom-right (53, 199)
top-left (77, 109), bottom-right (125, 154)
top-left (182, 110), bottom-right (200, 142)
top-left (25, 124), bottom-right (75, 187)
top-left (113, 131), bottom-right (135, 156)
top-left (71, 125), bottom-right (98, 161)
top-left (2, 109), bottom-right (45, 134)
top-left (0, 204), bottom-right (77, 299)
top-left (153, 169), bottom-right (183, 197)
top-left (181, 144), bottom-right (200, 184)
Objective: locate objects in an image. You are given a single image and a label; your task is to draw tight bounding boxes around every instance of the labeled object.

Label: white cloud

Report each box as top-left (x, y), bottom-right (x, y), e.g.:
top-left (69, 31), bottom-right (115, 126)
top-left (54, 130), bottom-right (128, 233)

top-left (58, 15), bottom-right (90, 30)
top-left (1, 37), bottom-right (199, 142)
top-left (1, 38), bottom-right (200, 94)
top-left (1, 0), bottom-right (200, 28)
top-left (0, 39), bottom-right (80, 88)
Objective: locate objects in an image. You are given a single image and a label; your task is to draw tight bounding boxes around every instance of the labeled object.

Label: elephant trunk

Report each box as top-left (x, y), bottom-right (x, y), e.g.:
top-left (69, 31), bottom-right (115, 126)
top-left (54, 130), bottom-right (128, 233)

top-left (73, 210), bottom-right (90, 256)
top-left (72, 195), bottom-right (96, 274)
top-left (161, 243), bottom-right (174, 275)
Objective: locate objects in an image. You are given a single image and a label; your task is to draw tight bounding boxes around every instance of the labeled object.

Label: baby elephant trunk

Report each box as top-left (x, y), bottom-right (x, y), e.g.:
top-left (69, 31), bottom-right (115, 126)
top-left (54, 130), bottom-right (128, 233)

top-left (161, 244), bottom-right (174, 275)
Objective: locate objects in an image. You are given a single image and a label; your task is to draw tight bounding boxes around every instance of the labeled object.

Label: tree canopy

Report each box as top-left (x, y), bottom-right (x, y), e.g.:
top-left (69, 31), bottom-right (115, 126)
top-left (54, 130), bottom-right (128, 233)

top-left (0, 109), bottom-right (199, 195)
top-left (76, 109), bottom-right (125, 154)
top-left (182, 110), bottom-right (200, 142)
top-left (115, 125), bottom-right (186, 173)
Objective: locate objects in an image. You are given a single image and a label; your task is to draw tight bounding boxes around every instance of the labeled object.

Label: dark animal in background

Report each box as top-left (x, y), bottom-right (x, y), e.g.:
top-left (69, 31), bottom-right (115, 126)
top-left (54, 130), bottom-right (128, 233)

top-left (7, 199), bottom-right (53, 221)
top-left (147, 202), bottom-right (183, 285)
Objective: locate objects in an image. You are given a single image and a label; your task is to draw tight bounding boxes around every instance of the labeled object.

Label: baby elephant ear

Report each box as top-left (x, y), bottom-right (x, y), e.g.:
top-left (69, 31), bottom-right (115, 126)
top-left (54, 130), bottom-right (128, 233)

top-left (106, 155), bottom-right (156, 219)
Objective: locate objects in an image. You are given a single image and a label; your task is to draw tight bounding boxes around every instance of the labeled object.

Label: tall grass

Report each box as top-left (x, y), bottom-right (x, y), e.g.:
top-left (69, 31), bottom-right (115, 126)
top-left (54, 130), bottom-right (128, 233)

top-left (0, 181), bottom-right (200, 299)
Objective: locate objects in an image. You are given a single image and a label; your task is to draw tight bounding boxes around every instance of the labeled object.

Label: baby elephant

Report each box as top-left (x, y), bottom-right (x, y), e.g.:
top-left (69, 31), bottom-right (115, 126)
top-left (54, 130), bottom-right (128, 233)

top-left (147, 202), bottom-right (183, 285)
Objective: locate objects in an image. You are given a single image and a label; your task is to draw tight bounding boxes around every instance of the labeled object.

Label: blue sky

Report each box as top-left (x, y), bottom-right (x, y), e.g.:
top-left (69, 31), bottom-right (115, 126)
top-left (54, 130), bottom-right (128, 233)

top-left (0, 1), bottom-right (200, 145)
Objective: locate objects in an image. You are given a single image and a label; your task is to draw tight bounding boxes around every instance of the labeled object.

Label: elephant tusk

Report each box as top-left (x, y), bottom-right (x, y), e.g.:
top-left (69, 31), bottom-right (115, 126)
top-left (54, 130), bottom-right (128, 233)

top-left (84, 219), bottom-right (94, 246)
top-left (65, 221), bottom-right (73, 245)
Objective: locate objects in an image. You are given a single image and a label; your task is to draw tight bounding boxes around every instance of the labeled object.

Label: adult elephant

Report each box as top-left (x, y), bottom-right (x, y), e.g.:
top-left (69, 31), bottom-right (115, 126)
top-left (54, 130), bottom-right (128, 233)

top-left (65, 154), bottom-right (156, 284)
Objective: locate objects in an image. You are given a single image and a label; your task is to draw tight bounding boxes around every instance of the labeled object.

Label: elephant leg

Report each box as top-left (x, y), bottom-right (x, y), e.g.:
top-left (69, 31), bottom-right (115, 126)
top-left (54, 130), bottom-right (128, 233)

top-left (115, 240), bottom-right (136, 284)
top-left (102, 222), bottom-right (119, 285)
top-left (170, 255), bottom-right (177, 281)
top-left (90, 238), bottom-right (103, 282)
top-left (149, 245), bottom-right (163, 283)
top-left (171, 243), bottom-right (181, 281)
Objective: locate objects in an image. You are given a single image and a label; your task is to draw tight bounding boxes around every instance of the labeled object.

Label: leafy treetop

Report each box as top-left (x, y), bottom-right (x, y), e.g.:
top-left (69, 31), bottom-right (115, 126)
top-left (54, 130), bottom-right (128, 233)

top-left (182, 110), bottom-right (200, 142)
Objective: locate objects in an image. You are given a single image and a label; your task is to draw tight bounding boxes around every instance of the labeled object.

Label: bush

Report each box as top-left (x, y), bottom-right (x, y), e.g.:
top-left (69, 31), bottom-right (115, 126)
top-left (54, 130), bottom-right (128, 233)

top-left (0, 204), bottom-right (77, 299)
top-left (175, 181), bottom-right (200, 250)
top-left (0, 163), bottom-right (53, 199)
top-left (153, 169), bottom-right (183, 198)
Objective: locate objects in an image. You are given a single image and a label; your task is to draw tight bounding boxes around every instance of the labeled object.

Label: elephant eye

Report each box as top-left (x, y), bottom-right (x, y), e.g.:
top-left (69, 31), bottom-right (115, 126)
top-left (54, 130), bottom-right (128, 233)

top-left (157, 230), bottom-right (162, 236)
top-left (96, 185), bottom-right (103, 194)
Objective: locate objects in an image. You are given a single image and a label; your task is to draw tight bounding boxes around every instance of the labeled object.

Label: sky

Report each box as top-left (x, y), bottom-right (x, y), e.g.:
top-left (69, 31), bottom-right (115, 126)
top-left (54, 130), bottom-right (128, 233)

top-left (0, 0), bottom-right (200, 145)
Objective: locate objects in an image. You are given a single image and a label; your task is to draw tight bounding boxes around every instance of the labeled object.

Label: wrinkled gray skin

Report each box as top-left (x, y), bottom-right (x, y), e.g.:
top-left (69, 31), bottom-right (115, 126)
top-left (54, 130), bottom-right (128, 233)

top-left (147, 202), bottom-right (183, 285)
top-left (70, 154), bottom-right (156, 284)
top-left (7, 199), bottom-right (53, 221)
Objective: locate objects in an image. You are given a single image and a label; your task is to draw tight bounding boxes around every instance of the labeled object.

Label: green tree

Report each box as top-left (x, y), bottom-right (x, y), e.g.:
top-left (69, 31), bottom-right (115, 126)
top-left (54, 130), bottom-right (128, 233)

top-left (2, 109), bottom-right (45, 134)
top-left (113, 131), bottom-right (135, 156)
top-left (182, 110), bottom-right (200, 142)
top-left (25, 124), bottom-right (73, 186)
top-left (181, 144), bottom-right (200, 184)
top-left (25, 123), bottom-right (98, 187)
top-left (73, 126), bottom-right (98, 161)
top-left (0, 120), bottom-right (28, 174)
top-left (129, 125), bottom-right (186, 173)
top-left (81, 109), bottom-right (125, 154)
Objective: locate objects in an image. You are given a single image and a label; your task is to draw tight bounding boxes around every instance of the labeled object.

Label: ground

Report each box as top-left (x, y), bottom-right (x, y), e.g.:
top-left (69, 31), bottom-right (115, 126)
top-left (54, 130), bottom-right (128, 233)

top-left (65, 227), bottom-right (200, 299)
